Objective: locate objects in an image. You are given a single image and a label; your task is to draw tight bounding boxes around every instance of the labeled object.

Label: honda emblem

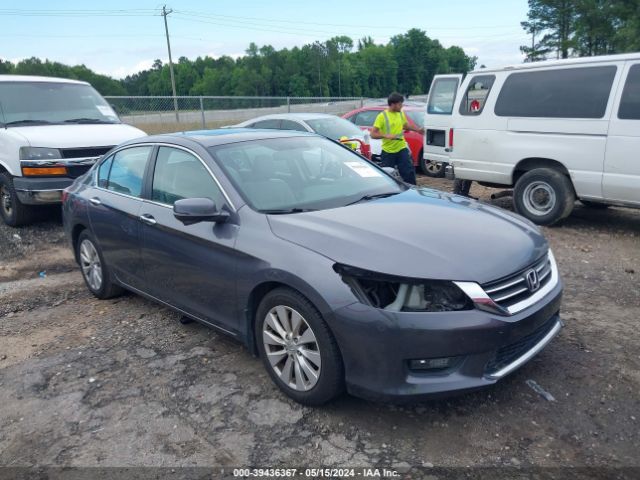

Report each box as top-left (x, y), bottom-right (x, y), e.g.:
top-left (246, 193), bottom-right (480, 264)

top-left (525, 269), bottom-right (540, 292)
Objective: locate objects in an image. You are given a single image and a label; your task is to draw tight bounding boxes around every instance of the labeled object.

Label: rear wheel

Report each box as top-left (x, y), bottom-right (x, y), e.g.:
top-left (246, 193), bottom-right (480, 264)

top-left (513, 168), bottom-right (575, 225)
top-left (255, 288), bottom-right (344, 405)
top-left (419, 154), bottom-right (445, 177)
top-left (77, 230), bottom-right (124, 299)
top-left (0, 173), bottom-right (35, 227)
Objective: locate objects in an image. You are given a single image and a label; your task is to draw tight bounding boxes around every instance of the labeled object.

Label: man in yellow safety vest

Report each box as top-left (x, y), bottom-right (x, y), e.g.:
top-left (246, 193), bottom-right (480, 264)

top-left (370, 92), bottom-right (424, 185)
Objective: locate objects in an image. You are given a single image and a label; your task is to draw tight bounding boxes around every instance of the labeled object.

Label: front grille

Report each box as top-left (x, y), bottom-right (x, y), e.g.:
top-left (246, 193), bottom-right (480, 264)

top-left (482, 254), bottom-right (552, 310)
top-left (66, 165), bottom-right (93, 179)
top-left (61, 146), bottom-right (113, 159)
top-left (485, 317), bottom-right (558, 374)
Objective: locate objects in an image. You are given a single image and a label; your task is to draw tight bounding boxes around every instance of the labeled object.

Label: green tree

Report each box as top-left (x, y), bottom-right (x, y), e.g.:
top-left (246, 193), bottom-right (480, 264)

top-left (520, 0), bottom-right (577, 59)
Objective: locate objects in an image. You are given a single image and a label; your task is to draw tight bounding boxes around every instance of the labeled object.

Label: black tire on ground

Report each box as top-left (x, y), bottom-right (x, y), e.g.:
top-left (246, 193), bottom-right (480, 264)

top-left (419, 153), bottom-right (445, 177)
top-left (581, 200), bottom-right (609, 209)
top-left (0, 173), bottom-right (36, 227)
top-left (513, 168), bottom-right (575, 226)
top-left (255, 287), bottom-right (344, 405)
top-left (76, 230), bottom-right (124, 299)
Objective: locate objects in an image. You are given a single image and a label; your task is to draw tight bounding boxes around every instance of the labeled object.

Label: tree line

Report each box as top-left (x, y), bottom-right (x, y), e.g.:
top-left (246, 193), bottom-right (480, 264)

top-left (0, 29), bottom-right (475, 97)
top-left (521, 0), bottom-right (640, 60)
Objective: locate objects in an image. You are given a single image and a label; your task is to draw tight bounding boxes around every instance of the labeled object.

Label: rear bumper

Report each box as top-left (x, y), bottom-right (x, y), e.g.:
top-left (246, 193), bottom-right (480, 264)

top-left (13, 177), bottom-right (74, 205)
top-left (445, 164), bottom-right (455, 180)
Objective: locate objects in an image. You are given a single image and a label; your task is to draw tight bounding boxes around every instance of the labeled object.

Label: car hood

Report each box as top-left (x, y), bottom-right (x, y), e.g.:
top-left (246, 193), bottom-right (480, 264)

top-left (267, 188), bottom-right (548, 284)
top-left (7, 124), bottom-right (146, 148)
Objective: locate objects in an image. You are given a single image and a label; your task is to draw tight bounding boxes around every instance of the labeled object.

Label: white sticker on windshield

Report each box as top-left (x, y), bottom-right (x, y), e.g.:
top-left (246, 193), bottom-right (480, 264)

top-left (344, 161), bottom-right (382, 178)
top-left (96, 105), bottom-right (115, 116)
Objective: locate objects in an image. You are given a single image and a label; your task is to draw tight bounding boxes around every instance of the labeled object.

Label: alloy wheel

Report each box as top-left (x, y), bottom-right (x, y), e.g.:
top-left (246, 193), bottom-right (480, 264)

top-left (79, 239), bottom-right (103, 291)
top-left (262, 305), bottom-right (321, 391)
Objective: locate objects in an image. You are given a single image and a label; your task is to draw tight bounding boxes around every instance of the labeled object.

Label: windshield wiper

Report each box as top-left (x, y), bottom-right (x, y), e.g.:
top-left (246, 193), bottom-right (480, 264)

top-left (261, 208), bottom-right (316, 214)
top-left (63, 118), bottom-right (116, 124)
top-left (345, 192), bottom-right (400, 206)
top-left (2, 119), bottom-right (56, 127)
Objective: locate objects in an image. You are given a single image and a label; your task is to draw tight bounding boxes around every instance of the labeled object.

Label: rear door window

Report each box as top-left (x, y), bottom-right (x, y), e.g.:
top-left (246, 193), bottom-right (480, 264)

top-left (618, 64), bottom-right (640, 120)
top-left (495, 66), bottom-right (617, 118)
top-left (427, 78), bottom-right (459, 114)
top-left (252, 119), bottom-right (281, 129)
top-left (105, 146), bottom-right (152, 197)
top-left (459, 75), bottom-right (495, 116)
top-left (280, 119), bottom-right (308, 132)
top-left (354, 110), bottom-right (380, 127)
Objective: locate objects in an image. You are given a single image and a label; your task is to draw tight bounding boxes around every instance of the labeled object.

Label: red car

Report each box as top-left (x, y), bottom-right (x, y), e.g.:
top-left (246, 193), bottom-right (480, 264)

top-left (342, 105), bottom-right (443, 177)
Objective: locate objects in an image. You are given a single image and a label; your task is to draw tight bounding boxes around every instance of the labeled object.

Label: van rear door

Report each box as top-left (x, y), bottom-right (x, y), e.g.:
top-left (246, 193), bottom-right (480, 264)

top-left (603, 61), bottom-right (640, 205)
top-left (424, 74), bottom-right (463, 168)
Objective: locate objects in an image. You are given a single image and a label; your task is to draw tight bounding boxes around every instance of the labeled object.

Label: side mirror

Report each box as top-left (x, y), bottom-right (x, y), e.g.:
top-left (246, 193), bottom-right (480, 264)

top-left (173, 198), bottom-right (230, 225)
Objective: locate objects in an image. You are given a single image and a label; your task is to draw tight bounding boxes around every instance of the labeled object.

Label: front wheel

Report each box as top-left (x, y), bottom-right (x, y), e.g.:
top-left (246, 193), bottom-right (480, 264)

top-left (0, 173), bottom-right (35, 227)
top-left (255, 288), bottom-right (344, 405)
top-left (513, 168), bottom-right (575, 226)
top-left (419, 154), bottom-right (445, 177)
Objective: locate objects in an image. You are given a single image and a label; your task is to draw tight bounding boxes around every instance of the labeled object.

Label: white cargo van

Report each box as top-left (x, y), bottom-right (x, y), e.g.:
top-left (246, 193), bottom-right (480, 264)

top-left (424, 53), bottom-right (640, 225)
top-left (0, 75), bottom-right (145, 226)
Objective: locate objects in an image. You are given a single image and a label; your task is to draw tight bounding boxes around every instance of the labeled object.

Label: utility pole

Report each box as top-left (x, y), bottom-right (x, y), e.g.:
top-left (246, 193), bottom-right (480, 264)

top-left (531, 22), bottom-right (536, 61)
top-left (162, 5), bottom-right (179, 122)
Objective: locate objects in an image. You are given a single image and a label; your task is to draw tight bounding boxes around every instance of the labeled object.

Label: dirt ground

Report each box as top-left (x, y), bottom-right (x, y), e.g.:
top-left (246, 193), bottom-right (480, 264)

top-left (0, 176), bottom-right (638, 477)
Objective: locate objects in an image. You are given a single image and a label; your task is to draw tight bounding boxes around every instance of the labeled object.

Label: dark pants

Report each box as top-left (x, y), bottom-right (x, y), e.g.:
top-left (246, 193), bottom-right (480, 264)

top-left (381, 148), bottom-right (416, 185)
top-left (453, 179), bottom-right (473, 196)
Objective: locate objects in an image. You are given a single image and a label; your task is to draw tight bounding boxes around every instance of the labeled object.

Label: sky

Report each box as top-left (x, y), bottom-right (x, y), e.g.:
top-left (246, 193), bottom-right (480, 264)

top-left (1, 1), bottom-right (531, 79)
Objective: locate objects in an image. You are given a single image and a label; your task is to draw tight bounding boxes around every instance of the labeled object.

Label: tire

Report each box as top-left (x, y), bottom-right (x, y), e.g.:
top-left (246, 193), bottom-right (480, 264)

top-left (76, 230), bottom-right (124, 299)
top-left (419, 153), bottom-right (445, 177)
top-left (513, 168), bottom-right (575, 226)
top-left (581, 200), bottom-right (609, 209)
top-left (0, 173), bottom-right (35, 227)
top-left (255, 288), bottom-right (344, 405)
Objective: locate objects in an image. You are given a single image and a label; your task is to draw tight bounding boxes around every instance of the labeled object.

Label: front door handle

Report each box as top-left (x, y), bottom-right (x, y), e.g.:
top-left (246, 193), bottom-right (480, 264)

top-left (89, 197), bottom-right (101, 205)
top-left (139, 214), bottom-right (157, 226)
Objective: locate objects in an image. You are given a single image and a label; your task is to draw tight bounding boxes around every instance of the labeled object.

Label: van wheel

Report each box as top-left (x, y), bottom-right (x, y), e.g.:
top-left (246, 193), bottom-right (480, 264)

top-left (420, 155), bottom-right (445, 177)
top-left (255, 288), bottom-right (344, 405)
top-left (513, 168), bottom-right (575, 226)
top-left (0, 173), bottom-right (35, 227)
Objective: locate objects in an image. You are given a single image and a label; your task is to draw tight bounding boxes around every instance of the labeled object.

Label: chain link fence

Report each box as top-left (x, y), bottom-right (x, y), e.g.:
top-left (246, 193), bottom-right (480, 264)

top-left (104, 96), bottom-right (368, 134)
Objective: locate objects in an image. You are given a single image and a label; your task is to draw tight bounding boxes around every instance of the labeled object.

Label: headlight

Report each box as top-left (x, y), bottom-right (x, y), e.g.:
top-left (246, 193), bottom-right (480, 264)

top-left (19, 147), bottom-right (62, 160)
top-left (334, 264), bottom-right (473, 312)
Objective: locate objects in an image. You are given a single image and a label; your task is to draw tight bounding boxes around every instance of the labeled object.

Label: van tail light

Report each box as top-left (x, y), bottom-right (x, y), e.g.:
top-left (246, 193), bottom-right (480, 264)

top-left (448, 128), bottom-right (454, 148)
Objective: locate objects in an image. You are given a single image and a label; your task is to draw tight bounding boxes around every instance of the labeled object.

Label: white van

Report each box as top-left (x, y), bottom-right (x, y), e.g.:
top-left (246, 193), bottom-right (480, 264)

top-left (424, 53), bottom-right (640, 225)
top-left (0, 75), bottom-right (145, 226)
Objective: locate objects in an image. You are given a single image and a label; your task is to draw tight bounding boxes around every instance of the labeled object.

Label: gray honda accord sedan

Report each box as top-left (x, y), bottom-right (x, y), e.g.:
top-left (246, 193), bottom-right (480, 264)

top-left (62, 129), bottom-right (563, 405)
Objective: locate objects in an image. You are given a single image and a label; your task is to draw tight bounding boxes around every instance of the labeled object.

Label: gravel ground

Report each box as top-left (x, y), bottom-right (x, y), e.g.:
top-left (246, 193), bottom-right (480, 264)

top-left (0, 176), bottom-right (639, 477)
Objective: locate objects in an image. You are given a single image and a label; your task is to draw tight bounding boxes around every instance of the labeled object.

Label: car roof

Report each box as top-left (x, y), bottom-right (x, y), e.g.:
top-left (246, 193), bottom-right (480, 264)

top-left (0, 75), bottom-right (89, 85)
top-left (241, 113), bottom-right (340, 122)
top-left (122, 128), bottom-right (318, 149)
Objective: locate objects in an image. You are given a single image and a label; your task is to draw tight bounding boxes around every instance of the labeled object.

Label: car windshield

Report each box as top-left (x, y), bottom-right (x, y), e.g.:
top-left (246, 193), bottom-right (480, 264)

top-left (210, 136), bottom-right (404, 212)
top-left (0, 81), bottom-right (120, 126)
top-left (305, 117), bottom-right (364, 140)
top-left (405, 110), bottom-right (425, 128)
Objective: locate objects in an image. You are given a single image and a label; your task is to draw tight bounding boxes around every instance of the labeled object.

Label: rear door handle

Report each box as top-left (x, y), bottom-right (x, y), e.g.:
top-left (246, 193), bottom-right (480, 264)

top-left (89, 197), bottom-right (101, 205)
top-left (139, 214), bottom-right (157, 226)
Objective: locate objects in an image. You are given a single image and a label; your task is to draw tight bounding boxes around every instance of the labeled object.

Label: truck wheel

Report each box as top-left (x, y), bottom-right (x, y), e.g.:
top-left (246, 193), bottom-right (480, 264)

top-left (0, 173), bottom-right (35, 227)
top-left (513, 168), bottom-right (575, 226)
top-left (420, 154), bottom-right (445, 177)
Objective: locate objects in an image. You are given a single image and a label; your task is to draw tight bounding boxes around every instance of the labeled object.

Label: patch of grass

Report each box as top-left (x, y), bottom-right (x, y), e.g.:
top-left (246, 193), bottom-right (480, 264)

top-left (134, 120), bottom-right (231, 135)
